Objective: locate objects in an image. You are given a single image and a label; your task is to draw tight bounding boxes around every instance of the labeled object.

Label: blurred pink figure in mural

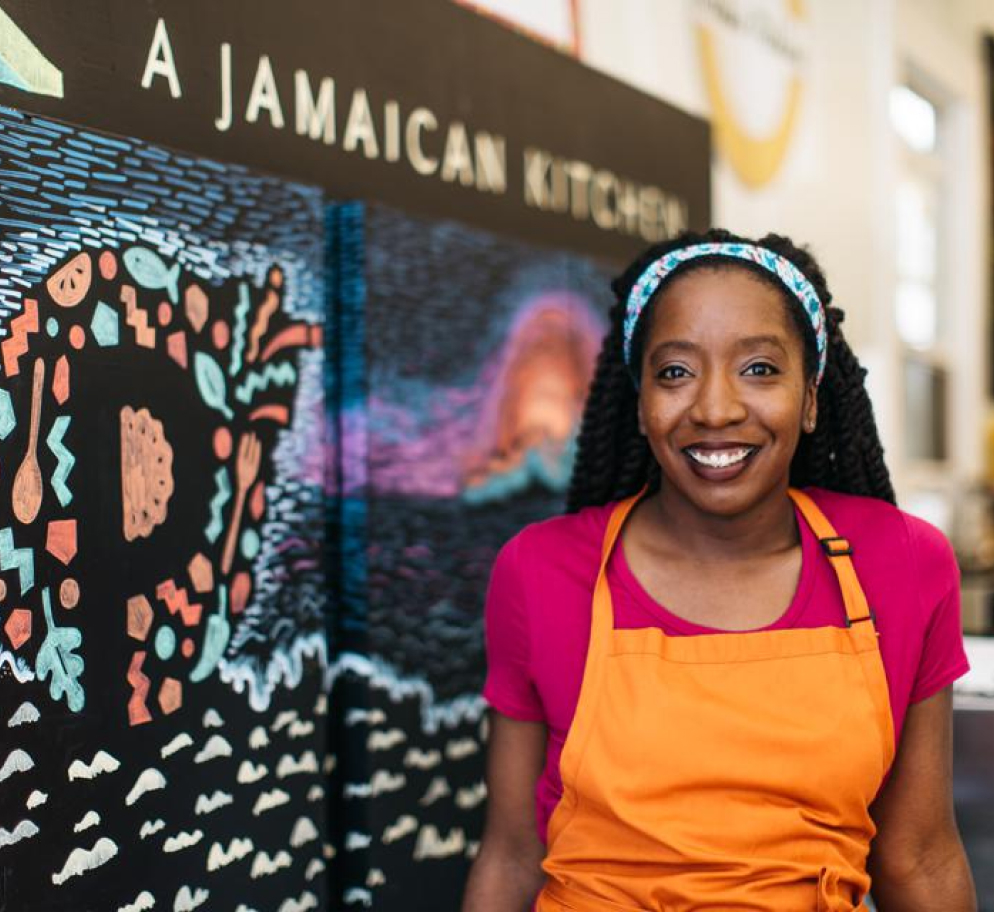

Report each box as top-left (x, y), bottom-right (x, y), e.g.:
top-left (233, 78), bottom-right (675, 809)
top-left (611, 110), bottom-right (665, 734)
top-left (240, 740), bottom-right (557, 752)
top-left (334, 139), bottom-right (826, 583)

top-left (462, 292), bottom-right (603, 502)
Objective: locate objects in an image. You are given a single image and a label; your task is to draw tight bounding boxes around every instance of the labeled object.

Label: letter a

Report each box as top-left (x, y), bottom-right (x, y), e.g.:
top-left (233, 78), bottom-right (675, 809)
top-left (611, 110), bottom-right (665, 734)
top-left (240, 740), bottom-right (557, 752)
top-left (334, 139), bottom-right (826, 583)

top-left (141, 18), bottom-right (182, 99)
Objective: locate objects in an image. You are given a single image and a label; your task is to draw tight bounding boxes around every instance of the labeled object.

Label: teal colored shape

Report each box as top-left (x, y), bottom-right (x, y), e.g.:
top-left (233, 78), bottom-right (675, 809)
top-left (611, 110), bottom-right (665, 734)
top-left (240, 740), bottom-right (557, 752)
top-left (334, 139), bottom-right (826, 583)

top-left (0, 388), bottom-right (14, 440)
top-left (240, 528), bottom-right (260, 561)
top-left (46, 415), bottom-right (74, 507)
top-left (90, 301), bottom-right (119, 347)
top-left (36, 588), bottom-right (84, 712)
top-left (154, 625), bottom-right (176, 661)
top-left (0, 527), bottom-right (34, 595)
top-left (123, 248), bottom-right (180, 303)
top-left (189, 585), bottom-right (230, 684)
top-left (45, 317), bottom-right (59, 338)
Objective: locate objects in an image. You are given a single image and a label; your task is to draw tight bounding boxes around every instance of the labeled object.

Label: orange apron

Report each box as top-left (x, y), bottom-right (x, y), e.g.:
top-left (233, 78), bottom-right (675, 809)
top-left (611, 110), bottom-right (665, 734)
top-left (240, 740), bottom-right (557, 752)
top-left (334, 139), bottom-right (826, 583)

top-left (536, 488), bottom-right (895, 912)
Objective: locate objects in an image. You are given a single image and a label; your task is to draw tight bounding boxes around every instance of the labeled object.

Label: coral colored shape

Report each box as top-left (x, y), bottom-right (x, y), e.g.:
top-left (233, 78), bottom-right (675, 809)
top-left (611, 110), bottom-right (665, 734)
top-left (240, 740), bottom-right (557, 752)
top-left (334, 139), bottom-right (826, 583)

top-left (52, 355), bottom-right (70, 405)
top-left (184, 284), bottom-right (208, 332)
top-left (158, 678), bottom-right (182, 715)
top-left (60, 578), bottom-right (80, 609)
top-left (2, 298), bottom-right (39, 376)
top-left (127, 595), bottom-right (153, 641)
top-left (166, 331), bottom-right (188, 368)
top-left (69, 326), bottom-right (85, 350)
top-left (0, 579), bottom-right (6, 601)
top-left (156, 579), bottom-right (202, 627)
top-left (121, 285), bottom-right (156, 348)
top-left (187, 553), bottom-right (213, 593)
top-left (46, 519), bottom-right (78, 565)
top-left (127, 651), bottom-right (152, 726)
top-left (47, 253), bottom-right (92, 307)
top-left (181, 638), bottom-right (195, 658)
top-left (212, 320), bottom-right (229, 350)
top-left (246, 289), bottom-right (280, 363)
top-left (269, 266), bottom-right (283, 289)
top-left (248, 404), bottom-right (289, 425)
top-left (259, 325), bottom-right (308, 362)
top-left (249, 482), bottom-right (265, 521)
top-left (98, 251), bottom-right (118, 280)
top-left (157, 302), bottom-right (173, 327)
top-left (213, 427), bottom-right (232, 460)
top-left (231, 573), bottom-right (251, 615)
top-left (4, 608), bottom-right (31, 649)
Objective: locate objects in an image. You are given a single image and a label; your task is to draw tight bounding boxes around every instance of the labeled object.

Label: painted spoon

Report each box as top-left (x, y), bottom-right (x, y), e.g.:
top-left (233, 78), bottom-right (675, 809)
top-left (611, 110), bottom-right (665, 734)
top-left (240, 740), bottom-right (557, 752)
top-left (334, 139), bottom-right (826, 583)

top-left (13, 357), bottom-right (45, 524)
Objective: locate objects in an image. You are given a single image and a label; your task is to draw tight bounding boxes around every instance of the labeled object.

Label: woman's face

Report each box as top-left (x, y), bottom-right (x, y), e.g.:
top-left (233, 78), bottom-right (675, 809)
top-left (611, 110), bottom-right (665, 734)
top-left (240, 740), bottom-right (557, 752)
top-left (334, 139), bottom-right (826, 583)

top-left (637, 266), bottom-right (817, 518)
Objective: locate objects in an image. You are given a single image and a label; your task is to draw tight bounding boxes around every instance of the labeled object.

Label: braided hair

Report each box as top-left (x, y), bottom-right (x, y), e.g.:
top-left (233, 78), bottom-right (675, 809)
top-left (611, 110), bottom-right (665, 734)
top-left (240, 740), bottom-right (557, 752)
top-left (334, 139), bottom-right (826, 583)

top-left (566, 228), bottom-right (896, 512)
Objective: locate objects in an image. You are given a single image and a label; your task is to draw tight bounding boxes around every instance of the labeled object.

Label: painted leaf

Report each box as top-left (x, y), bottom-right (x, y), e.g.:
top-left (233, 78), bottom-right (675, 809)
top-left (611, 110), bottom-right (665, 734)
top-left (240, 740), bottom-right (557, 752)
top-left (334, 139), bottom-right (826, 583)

top-left (194, 352), bottom-right (233, 419)
top-left (35, 588), bottom-right (85, 712)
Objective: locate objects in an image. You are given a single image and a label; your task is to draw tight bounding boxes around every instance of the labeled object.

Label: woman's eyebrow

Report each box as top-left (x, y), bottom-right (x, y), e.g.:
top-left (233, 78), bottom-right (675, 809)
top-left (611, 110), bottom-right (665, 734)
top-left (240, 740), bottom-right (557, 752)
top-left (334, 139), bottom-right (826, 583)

top-left (648, 335), bottom-right (789, 358)
top-left (734, 334), bottom-right (789, 353)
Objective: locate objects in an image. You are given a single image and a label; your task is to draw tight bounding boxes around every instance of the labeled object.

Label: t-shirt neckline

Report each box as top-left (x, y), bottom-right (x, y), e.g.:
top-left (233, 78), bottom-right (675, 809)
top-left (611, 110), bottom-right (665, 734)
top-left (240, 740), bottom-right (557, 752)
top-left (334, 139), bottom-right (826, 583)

top-left (609, 495), bottom-right (818, 635)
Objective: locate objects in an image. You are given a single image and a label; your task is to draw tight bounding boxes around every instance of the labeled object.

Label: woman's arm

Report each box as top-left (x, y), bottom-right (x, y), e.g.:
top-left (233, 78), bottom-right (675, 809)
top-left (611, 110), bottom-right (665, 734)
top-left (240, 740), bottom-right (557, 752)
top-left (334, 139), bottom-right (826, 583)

top-left (461, 711), bottom-right (548, 912)
top-left (868, 686), bottom-right (976, 911)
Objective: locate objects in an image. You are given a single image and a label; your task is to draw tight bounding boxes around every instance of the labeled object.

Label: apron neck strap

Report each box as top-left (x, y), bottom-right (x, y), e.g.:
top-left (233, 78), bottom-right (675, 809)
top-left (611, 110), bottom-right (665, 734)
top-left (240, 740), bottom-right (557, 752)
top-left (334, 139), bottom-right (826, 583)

top-left (594, 486), bottom-right (877, 634)
top-left (787, 487), bottom-right (876, 630)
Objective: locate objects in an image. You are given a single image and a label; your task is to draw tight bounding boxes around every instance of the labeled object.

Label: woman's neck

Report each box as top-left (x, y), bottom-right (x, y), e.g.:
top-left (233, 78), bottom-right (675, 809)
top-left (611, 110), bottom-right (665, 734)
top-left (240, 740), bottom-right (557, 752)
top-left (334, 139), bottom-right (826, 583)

top-left (641, 484), bottom-right (800, 563)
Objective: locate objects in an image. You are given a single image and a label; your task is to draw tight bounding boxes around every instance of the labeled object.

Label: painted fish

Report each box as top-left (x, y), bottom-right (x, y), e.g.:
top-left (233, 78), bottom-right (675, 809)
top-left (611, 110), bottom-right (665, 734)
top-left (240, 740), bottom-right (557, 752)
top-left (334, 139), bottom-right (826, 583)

top-left (123, 247), bottom-right (181, 304)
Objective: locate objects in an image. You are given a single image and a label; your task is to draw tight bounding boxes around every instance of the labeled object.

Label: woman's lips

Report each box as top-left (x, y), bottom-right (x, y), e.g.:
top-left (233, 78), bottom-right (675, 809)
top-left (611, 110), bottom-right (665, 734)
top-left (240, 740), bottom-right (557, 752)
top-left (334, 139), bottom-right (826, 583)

top-left (682, 445), bottom-right (759, 481)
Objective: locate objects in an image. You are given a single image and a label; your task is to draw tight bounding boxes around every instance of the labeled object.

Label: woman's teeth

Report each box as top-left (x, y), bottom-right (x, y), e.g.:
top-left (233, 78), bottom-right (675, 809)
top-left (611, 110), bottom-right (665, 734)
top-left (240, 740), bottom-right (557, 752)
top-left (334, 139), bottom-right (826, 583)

top-left (686, 447), bottom-right (754, 468)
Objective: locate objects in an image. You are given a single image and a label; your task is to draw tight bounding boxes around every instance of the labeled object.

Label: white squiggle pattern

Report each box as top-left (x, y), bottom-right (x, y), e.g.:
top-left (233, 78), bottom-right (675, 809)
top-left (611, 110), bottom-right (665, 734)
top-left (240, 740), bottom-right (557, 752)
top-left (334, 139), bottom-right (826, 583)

top-left (0, 820), bottom-right (39, 848)
top-left (117, 890), bottom-right (155, 912)
top-left (51, 837), bottom-right (119, 885)
top-left (0, 646), bottom-right (34, 682)
top-left (7, 701), bottom-right (39, 726)
top-left (0, 748), bottom-right (34, 782)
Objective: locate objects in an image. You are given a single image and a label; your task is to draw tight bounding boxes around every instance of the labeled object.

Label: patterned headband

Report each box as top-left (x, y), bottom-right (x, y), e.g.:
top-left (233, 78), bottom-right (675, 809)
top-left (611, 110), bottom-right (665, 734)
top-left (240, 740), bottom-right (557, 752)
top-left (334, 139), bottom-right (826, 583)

top-left (623, 242), bottom-right (827, 386)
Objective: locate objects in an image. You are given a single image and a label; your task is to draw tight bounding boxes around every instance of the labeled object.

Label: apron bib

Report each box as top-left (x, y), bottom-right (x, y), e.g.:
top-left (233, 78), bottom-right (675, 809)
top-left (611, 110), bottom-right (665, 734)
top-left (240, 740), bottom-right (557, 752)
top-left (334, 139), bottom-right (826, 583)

top-left (536, 488), bottom-right (895, 911)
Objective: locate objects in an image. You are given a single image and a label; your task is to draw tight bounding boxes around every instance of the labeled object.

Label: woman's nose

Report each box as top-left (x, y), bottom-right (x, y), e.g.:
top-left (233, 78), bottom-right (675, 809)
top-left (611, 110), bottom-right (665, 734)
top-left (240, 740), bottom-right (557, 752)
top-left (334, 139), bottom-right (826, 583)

top-left (687, 369), bottom-right (748, 427)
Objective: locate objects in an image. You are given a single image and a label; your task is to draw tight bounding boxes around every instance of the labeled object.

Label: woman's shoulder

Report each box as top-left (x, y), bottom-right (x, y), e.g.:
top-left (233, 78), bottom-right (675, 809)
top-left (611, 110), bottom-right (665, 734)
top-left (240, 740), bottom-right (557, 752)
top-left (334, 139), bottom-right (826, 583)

top-left (803, 486), bottom-right (958, 588)
top-left (494, 500), bottom-right (619, 580)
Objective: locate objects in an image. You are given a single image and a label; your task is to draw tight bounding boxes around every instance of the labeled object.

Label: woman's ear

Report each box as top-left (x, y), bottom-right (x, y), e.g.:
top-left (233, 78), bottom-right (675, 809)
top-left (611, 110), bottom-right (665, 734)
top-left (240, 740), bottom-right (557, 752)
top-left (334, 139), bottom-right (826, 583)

top-left (803, 381), bottom-right (818, 433)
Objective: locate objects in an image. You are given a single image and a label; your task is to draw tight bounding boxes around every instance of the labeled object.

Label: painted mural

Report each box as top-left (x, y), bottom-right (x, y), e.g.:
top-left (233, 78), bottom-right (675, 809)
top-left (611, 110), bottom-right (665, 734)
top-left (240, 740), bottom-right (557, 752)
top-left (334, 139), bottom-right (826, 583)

top-left (329, 202), bottom-right (610, 910)
top-left (0, 107), bottom-right (331, 911)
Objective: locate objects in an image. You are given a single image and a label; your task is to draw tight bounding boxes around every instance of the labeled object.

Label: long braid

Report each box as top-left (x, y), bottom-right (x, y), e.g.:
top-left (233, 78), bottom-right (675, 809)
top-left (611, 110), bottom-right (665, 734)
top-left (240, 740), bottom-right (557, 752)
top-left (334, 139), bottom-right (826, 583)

top-left (566, 229), bottom-right (895, 512)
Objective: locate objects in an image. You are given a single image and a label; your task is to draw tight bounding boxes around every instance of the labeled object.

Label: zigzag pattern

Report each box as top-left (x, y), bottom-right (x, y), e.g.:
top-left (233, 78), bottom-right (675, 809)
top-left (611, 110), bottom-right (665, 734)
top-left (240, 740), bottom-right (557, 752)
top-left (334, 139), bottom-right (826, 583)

top-left (204, 467), bottom-right (231, 544)
top-left (121, 285), bottom-right (155, 349)
top-left (1, 298), bottom-right (39, 376)
top-left (0, 527), bottom-right (34, 595)
top-left (155, 579), bottom-right (202, 627)
top-left (234, 362), bottom-right (297, 405)
top-left (127, 651), bottom-right (152, 726)
top-left (229, 282), bottom-right (250, 376)
top-left (45, 415), bottom-right (74, 507)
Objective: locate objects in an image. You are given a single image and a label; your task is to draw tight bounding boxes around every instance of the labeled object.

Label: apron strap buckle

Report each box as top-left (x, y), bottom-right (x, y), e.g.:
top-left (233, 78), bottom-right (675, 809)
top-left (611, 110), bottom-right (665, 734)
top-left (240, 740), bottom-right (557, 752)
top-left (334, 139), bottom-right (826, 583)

top-left (820, 536), bottom-right (852, 557)
top-left (846, 608), bottom-right (877, 627)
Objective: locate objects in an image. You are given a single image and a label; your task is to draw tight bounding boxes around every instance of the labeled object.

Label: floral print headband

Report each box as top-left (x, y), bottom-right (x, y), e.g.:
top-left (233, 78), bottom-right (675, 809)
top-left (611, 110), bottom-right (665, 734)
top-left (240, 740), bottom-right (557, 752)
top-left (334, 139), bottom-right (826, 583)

top-left (623, 242), bottom-right (827, 386)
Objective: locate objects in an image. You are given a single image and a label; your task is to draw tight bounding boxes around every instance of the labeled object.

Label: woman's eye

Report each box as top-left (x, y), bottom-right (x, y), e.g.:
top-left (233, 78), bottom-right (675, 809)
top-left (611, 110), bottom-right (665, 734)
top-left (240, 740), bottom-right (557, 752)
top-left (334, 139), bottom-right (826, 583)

top-left (657, 365), bottom-right (690, 381)
top-left (744, 362), bottom-right (778, 377)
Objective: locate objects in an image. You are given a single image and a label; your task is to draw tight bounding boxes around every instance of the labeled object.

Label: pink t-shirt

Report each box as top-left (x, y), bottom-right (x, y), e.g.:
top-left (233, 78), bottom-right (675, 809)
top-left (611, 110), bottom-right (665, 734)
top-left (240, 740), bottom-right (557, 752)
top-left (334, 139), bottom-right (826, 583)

top-left (482, 486), bottom-right (970, 843)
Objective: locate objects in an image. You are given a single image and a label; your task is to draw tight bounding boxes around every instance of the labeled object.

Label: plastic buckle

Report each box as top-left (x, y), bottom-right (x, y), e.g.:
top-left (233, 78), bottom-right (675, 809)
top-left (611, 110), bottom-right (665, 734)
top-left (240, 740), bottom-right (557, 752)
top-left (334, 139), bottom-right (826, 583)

top-left (820, 536), bottom-right (852, 557)
top-left (846, 609), bottom-right (877, 628)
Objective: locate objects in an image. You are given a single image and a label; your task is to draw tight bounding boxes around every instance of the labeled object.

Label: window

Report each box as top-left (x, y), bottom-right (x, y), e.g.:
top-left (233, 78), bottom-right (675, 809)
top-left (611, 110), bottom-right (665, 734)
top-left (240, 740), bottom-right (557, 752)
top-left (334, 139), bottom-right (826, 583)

top-left (890, 82), bottom-right (948, 467)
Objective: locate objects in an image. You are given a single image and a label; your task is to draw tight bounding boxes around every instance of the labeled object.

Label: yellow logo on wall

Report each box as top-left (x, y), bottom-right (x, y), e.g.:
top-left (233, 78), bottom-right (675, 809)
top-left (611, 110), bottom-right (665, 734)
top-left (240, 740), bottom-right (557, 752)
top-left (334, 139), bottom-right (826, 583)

top-left (696, 0), bottom-right (806, 188)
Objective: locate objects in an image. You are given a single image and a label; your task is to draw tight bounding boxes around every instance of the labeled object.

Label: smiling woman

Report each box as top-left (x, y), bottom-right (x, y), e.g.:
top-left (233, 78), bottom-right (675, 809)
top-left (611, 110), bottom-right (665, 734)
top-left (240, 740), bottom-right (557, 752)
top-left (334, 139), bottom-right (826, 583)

top-left (462, 230), bottom-right (977, 912)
